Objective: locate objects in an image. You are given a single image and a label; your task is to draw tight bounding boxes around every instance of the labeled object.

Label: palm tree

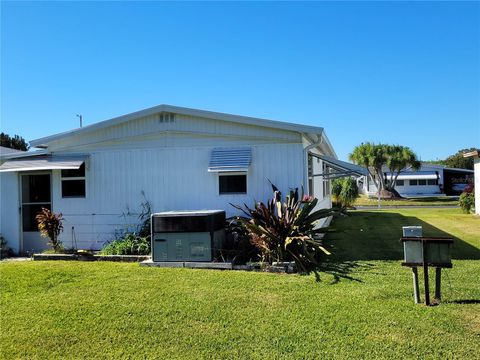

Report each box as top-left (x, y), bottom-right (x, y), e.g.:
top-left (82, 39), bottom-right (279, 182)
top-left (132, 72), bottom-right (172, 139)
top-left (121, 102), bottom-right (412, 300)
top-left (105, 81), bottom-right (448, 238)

top-left (349, 142), bottom-right (387, 193)
top-left (385, 145), bottom-right (420, 191)
top-left (350, 143), bottom-right (420, 196)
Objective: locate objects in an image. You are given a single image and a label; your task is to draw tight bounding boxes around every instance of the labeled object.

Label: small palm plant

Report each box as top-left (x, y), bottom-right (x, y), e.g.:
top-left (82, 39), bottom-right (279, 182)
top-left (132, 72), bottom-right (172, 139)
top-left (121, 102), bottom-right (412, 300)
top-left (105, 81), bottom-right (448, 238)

top-left (35, 208), bottom-right (64, 253)
top-left (232, 184), bottom-right (334, 278)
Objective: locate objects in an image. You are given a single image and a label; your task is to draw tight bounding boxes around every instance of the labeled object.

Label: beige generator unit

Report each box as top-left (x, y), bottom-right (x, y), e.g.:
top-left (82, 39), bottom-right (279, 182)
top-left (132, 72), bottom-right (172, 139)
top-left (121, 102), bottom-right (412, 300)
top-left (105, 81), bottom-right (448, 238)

top-left (151, 210), bottom-right (226, 262)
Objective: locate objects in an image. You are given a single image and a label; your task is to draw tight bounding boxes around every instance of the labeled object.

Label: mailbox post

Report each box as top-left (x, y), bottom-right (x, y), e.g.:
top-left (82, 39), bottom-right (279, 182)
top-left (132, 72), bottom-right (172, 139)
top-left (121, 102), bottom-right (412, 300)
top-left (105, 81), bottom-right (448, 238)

top-left (402, 227), bottom-right (422, 304)
top-left (401, 230), bottom-right (453, 306)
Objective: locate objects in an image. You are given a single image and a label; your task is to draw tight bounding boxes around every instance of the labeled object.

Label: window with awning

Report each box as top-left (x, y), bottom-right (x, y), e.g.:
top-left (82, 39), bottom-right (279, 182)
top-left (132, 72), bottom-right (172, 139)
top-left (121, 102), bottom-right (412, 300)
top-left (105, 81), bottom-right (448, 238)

top-left (208, 147), bottom-right (252, 173)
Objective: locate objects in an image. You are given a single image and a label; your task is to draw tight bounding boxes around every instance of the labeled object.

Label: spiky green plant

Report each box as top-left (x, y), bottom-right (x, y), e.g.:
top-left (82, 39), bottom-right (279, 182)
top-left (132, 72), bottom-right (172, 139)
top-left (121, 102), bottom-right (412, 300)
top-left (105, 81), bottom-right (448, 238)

top-left (232, 184), bottom-right (334, 278)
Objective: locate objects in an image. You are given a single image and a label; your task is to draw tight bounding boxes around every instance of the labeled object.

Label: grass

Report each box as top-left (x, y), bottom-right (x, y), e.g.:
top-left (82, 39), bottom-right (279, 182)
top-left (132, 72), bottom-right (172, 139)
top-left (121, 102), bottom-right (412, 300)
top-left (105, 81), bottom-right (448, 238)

top-left (1, 208), bottom-right (479, 359)
top-left (1, 261), bottom-right (479, 359)
top-left (354, 194), bottom-right (459, 207)
top-left (327, 208), bottom-right (480, 261)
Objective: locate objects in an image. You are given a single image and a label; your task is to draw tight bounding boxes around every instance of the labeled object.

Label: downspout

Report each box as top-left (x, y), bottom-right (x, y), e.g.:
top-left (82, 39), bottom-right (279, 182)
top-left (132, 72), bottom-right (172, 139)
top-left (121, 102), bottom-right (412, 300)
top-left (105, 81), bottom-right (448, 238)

top-left (303, 132), bottom-right (324, 195)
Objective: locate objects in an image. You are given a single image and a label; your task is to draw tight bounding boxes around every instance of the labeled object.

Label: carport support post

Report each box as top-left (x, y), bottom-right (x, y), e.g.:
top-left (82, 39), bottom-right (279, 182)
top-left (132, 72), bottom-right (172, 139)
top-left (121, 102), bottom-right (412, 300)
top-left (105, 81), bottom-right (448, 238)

top-left (435, 267), bottom-right (442, 301)
top-left (412, 267), bottom-right (420, 304)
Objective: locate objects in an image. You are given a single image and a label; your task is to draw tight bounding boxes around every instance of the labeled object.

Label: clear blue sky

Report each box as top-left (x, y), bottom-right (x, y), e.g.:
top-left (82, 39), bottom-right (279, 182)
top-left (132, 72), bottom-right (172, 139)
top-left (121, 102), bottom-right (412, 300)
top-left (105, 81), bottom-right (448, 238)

top-left (1, 1), bottom-right (479, 161)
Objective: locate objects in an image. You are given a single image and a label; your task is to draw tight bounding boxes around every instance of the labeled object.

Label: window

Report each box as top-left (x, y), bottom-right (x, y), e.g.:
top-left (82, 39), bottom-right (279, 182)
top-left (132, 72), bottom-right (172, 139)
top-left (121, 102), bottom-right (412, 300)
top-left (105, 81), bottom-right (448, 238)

top-left (418, 179), bottom-right (427, 186)
top-left (323, 162), bottom-right (330, 196)
top-left (308, 154), bottom-right (314, 196)
top-left (396, 180), bottom-right (405, 186)
top-left (159, 113), bottom-right (175, 123)
top-left (427, 179), bottom-right (438, 185)
top-left (61, 163), bottom-right (86, 197)
top-left (219, 173), bottom-right (247, 194)
top-left (409, 179), bottom-right (418, 186)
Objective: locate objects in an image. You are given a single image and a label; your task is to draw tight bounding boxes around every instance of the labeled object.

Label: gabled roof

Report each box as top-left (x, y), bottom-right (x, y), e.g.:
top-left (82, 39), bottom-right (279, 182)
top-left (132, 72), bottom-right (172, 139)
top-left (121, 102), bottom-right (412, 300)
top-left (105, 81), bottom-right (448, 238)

top-left (30, 104), bottom-right (326, 148)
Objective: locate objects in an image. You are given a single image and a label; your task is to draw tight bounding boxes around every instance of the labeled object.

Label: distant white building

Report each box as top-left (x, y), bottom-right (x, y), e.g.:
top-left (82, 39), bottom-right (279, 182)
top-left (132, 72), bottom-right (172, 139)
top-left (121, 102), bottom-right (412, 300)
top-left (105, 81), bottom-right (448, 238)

top-left (0, 104), bottom-right (364, 254)
top-left (359, 163), bottom-right (474, 197)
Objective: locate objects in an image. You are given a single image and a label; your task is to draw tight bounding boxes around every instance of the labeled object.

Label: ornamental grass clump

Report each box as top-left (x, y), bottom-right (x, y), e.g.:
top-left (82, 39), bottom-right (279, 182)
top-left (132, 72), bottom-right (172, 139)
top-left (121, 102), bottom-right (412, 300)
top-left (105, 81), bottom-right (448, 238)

top-left (232, 183), bottom-right (334, 278)
top-left (35, 208), bottom-right (64, 253)
top-left (332, 177), bottom-right (359, 210)
top-left (100, 233), bottom-right (150, 255)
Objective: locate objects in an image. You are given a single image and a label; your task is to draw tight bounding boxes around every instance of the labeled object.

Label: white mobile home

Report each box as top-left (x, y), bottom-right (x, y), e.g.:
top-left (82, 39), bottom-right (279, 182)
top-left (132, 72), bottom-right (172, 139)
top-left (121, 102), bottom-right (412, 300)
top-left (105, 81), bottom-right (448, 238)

top-left (0, 105), bottom-right (358, 254)
top-left (359, 163), bottom-right (474, 197)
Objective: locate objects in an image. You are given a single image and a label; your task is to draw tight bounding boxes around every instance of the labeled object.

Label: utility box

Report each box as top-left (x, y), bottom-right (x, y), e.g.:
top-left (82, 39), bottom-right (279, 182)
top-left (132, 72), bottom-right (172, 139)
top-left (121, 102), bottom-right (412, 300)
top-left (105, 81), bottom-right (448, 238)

top-left (401, 237), bottom-right (453, 267)
top-left (151, 210), bottom-right (226, 262)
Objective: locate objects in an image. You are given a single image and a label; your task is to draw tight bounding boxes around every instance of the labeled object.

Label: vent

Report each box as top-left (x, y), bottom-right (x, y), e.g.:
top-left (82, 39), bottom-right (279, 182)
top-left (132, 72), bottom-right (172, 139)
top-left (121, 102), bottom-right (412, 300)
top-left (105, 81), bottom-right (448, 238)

top-left (159, 112), bottom-right (175, 123)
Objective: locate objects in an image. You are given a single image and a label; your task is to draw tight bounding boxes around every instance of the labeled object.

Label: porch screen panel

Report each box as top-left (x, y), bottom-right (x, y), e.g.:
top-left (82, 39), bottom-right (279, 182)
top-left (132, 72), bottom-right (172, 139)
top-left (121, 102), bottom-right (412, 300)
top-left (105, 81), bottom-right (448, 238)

top-left (21, 174), bottom-right (51, 231)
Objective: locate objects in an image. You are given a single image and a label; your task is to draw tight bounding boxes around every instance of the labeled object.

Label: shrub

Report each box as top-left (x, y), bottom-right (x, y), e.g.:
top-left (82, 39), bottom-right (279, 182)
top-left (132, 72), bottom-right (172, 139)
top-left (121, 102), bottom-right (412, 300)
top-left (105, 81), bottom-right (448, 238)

top-left (332, 177), bottom-right (359, 209)
top-left (232, 184), bottom-right (334, 278)
top-left (225, 218), bottom-right (259, 264)
top-left (100, 233), bottom-right (150, 255)
top-left (331, 179), bottom-right (343, 201)
top-left (459, 191), bottom-right (475, 214)
top-left (35, 208), bottom-right (64, 253)
top-left (0, 236), bottom-right (13, 259)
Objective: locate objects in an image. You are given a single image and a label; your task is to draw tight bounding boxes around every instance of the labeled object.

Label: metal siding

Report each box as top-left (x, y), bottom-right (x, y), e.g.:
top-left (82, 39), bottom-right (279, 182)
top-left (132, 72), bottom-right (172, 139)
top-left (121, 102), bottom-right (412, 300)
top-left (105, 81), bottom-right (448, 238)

top-left (475, 159), bottom-right (480, 215)
top-left (46, 114), bottom-right (301, 152)
top-left (0, 172), bottom-right (20, 253)
top-left (52, 143), bottom-right (306, 250)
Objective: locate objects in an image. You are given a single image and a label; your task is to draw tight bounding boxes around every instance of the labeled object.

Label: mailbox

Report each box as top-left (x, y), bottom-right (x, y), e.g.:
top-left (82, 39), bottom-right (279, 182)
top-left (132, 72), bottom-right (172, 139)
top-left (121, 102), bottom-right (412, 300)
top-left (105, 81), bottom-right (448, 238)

top-left (401, 237), bottom-right (453, 268)
top-left (400, 229), bottom-right (453, 306)
top-left (402, 226), bottom-right (422, 237)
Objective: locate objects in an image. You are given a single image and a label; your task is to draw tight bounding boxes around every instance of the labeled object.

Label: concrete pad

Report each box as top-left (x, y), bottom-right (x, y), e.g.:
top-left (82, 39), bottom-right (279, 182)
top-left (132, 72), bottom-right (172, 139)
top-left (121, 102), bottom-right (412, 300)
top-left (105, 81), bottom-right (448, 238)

top-left (140, 260), bottom-right (185, 268)
top-left (184, 262), bottom-right (232, 270)
top-left (232, 265), bottom-right (253, 271)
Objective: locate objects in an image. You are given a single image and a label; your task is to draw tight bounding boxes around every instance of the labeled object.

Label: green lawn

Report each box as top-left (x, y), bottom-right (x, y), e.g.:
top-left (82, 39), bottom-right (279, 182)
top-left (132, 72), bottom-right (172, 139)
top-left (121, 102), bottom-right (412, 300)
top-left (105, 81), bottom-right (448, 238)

top-left (1, 208), bottom-right (479, 359)
top-left (326, 208), bottom-right (480, 261)
top-left (354, 194), bottom-right (459, 207)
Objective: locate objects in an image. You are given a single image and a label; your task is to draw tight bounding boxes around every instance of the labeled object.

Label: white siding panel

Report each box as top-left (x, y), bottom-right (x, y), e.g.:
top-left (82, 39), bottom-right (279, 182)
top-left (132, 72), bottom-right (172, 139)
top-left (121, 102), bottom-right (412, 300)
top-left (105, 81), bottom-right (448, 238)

top-left (53, 143), bottom-right (306, 250)
top-left (0, 172), bottom-right (20, 253)
top-left (475, 159), bottom-right (480, 215)
top-left (47, 114), bottom-right (301, 152)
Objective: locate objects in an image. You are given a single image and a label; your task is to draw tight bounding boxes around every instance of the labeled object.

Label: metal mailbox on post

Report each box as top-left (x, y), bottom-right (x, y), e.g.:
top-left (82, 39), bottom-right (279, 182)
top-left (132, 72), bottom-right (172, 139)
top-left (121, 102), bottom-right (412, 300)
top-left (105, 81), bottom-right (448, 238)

top-left (400, 226), bottom-right (453, 306)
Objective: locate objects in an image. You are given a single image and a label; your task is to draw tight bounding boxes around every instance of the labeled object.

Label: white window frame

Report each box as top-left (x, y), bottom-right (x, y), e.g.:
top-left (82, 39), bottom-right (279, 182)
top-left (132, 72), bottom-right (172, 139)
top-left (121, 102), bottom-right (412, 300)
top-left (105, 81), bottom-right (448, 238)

top-left (61, 165), bottom-right (86, 198)
top-left (322, 163), bottom-right (331, 196)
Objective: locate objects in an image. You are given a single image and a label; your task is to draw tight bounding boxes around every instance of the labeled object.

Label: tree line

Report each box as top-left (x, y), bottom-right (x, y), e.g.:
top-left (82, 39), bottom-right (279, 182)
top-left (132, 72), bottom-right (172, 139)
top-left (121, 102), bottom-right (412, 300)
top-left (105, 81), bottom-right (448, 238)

top-left (0, 133), bottom-right (29, 151)
top-left (424, 148), bottom-right (476, 170)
